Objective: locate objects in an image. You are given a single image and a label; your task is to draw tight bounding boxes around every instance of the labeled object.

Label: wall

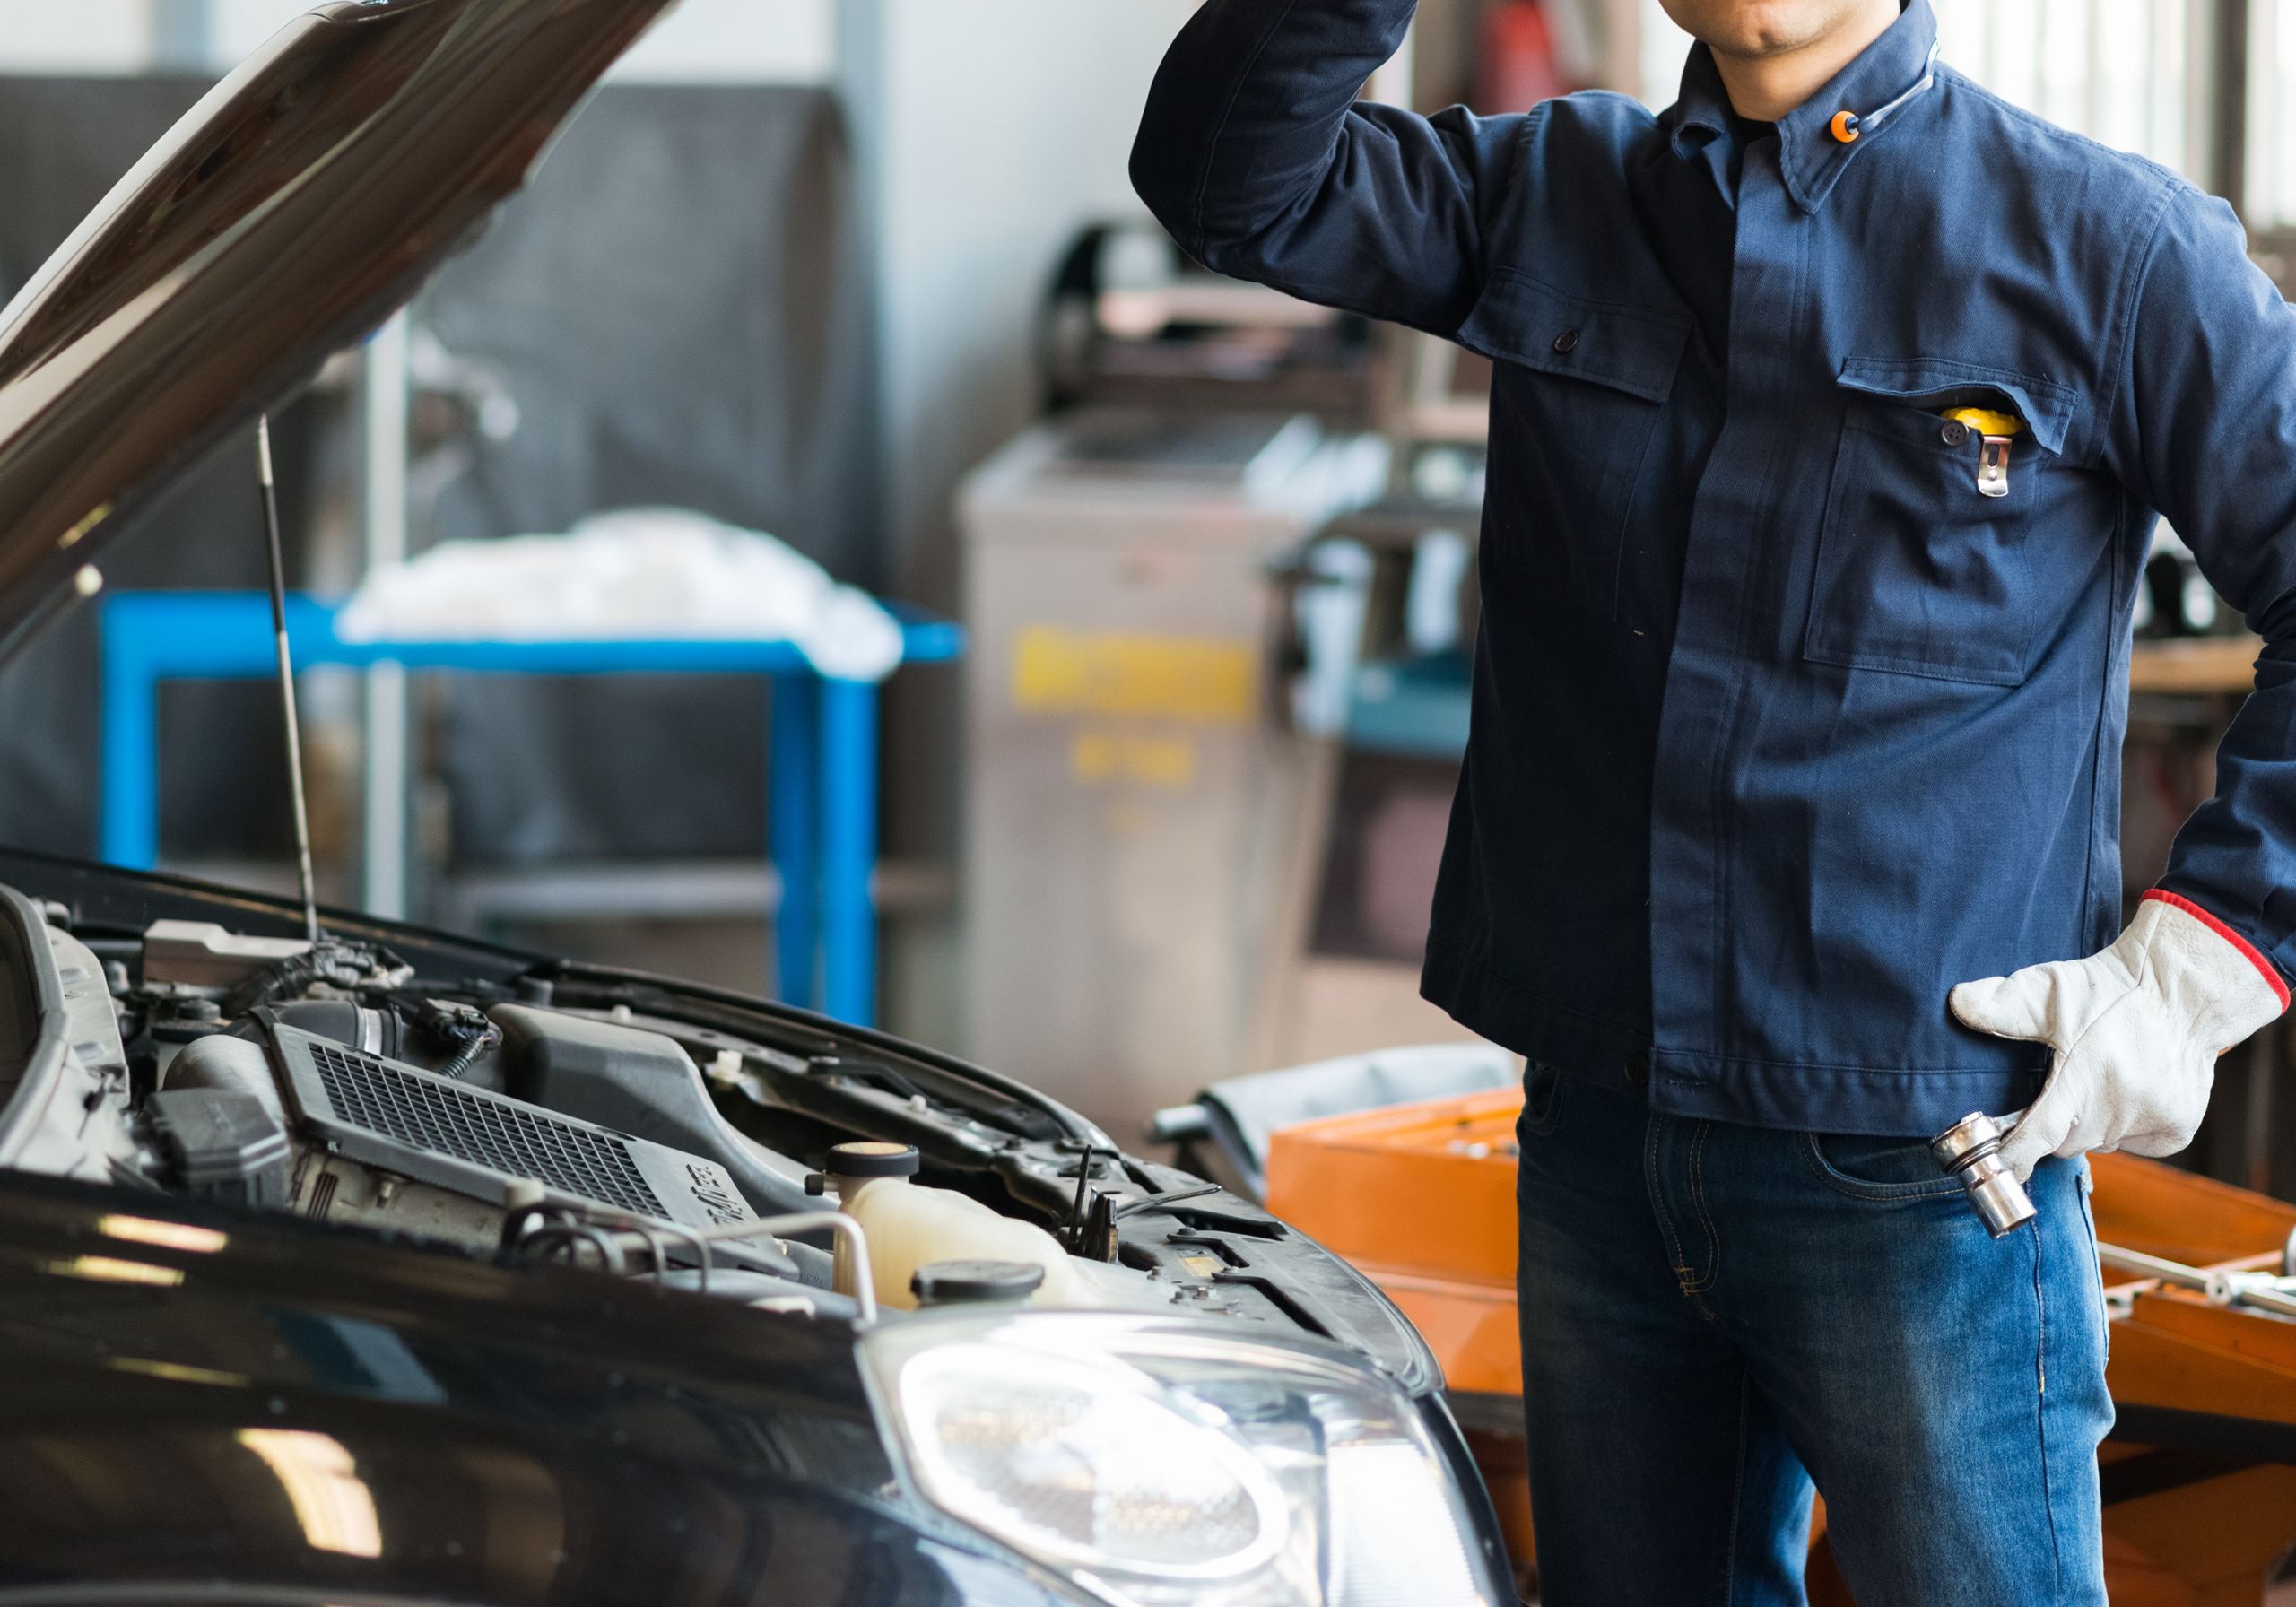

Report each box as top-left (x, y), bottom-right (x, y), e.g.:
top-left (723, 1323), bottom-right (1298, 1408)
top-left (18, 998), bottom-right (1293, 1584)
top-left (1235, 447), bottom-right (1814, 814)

top-left (825, 0), bottom-right (1196, 1038)
top-left (0, 2), bottom-right (152, 73)
top-left (859, 0), bottom-right (1195, 582)
top-left (2250, 0), bottom-right (2296, 225)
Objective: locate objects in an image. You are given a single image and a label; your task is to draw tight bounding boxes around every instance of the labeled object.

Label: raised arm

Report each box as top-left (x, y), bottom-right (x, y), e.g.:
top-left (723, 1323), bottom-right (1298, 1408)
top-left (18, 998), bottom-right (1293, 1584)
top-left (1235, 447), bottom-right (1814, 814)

top-left (1129, 0), bottom-right (1518, 340)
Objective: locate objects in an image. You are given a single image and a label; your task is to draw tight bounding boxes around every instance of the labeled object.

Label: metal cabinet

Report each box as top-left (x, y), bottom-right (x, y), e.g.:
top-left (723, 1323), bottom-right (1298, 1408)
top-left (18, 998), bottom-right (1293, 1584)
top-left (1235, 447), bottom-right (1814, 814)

top-left (958, 409), bottom-right (1382, 1142)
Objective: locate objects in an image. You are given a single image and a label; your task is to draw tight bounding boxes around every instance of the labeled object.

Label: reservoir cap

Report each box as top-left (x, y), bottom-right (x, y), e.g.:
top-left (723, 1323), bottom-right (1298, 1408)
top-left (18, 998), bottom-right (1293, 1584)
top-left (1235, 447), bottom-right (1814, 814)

top-left (824, 1141), bottom-right (920, 1179)
top-left (911, 1259), bottom-right (1047, 1307)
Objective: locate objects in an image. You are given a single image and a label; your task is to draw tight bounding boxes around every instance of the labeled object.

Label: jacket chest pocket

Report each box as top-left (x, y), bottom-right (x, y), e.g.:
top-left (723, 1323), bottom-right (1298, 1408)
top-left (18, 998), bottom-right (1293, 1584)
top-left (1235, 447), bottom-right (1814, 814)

top-left (1459, 266), bottom-right (1690, 621)
top-left (1804, 358), bottom-right (2081, 686)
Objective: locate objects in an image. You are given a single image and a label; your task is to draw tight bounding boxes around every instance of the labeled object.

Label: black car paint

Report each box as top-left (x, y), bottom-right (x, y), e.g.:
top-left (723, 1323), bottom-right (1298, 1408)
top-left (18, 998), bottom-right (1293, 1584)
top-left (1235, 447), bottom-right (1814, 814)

top-left (0, 1168), bottom-right (1088, 1606)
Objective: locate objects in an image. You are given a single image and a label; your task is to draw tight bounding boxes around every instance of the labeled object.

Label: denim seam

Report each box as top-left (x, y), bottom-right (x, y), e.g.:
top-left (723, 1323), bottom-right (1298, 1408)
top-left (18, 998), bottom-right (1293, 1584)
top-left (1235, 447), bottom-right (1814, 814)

top-left (1685, 1119), bottom-right (1720, 1295)
top-left (2032, 1225), bottom-right (2065, 1600)
top-left (1644, 1115), bottom-right (1692, 1298)
top-left (1795, 1132), bottom-right (1967, 1203)
top-left (2081, 1168), bottom-right (2109, 1366)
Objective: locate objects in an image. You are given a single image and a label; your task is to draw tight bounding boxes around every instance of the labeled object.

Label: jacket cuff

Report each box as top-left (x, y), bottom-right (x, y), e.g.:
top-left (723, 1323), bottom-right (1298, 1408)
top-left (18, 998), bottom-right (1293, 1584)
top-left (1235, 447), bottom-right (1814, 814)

top-left (2143, 889), bottom-right (2292, 1013)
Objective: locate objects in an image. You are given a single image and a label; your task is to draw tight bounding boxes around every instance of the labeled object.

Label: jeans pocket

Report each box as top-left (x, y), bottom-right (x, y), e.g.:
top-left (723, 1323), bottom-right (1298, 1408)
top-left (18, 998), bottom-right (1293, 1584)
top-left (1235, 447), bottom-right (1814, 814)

top-left (1518, 1059), bottom-right (1570, 1138)
top-left (1800, 1132), bottom-right (1965, 1202)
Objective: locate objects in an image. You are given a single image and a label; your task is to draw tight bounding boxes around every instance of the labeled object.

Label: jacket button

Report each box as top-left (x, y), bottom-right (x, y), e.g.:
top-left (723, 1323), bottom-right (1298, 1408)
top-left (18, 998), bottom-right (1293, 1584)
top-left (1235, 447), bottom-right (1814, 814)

top-left (1941, 419), bottom-right (1969, 446)
top-left (1623, 1052), bottom-right (1650, 1091)
top-left (1552, 328), bottom-right (1579, 354)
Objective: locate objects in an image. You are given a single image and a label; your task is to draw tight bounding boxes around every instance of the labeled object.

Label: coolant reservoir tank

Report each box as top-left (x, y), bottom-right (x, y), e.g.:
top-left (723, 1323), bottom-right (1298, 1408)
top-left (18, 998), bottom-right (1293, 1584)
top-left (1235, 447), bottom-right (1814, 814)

top-left (911, 1259), bottom-right (1047, 1307)
top-left (821, 1141), bottom-right (1087, 1310)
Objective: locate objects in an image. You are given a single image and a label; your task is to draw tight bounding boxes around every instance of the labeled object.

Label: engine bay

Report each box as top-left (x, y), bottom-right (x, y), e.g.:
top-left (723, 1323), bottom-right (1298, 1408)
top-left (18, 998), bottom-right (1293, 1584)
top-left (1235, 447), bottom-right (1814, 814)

top-left (0, 874), bottom-right (1408, 1361)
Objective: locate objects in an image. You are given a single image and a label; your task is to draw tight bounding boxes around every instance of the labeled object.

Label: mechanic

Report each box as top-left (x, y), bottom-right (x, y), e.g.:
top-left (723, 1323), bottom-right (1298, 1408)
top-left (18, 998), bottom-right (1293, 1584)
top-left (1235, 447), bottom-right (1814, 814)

top-left (1133, 1), bottom-right (2296, 1602)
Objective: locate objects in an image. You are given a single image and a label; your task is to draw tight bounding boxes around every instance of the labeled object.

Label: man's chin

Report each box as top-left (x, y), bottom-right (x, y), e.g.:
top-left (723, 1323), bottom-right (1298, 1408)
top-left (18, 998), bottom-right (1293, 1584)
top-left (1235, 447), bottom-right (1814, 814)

top-left (1663, 2), bottom-right (1868, 60)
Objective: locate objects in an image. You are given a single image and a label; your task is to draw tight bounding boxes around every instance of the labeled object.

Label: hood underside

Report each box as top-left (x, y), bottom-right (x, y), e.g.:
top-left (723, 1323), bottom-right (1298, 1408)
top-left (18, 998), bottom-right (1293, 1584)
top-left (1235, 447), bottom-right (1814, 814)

top-left (0, 0), bottom-right (676, 662)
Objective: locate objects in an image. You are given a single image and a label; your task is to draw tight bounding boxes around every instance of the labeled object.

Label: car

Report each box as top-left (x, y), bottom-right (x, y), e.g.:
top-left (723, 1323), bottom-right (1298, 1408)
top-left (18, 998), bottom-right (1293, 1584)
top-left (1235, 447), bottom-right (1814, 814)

top-left (0, 4), bottom-right (1516, 1605)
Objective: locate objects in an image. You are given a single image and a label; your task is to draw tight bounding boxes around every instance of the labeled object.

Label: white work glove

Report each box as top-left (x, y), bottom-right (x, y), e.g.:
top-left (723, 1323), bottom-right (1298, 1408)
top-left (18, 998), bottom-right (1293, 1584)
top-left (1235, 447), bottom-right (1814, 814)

top-left (1949, 891), bottom-right (2288, 1182)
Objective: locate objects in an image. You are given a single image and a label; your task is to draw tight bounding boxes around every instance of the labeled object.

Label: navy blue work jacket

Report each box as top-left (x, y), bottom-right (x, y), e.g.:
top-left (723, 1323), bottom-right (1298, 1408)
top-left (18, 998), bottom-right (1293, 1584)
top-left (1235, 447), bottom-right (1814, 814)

top-left (1133, 0), bottom-right (2296, 1134)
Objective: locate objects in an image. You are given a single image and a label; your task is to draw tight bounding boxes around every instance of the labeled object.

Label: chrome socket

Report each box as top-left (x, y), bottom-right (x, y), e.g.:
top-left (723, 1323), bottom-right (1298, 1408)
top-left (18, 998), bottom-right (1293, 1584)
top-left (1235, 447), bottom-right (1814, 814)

top-left (1930, 1111), bottom-right (2037, 1238)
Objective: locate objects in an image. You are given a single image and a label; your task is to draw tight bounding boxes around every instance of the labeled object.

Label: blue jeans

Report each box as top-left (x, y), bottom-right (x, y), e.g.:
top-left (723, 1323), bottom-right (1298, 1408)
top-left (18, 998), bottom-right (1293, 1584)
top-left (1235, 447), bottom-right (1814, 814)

top-left (1516, 1064), bottom-right (2111, 1605)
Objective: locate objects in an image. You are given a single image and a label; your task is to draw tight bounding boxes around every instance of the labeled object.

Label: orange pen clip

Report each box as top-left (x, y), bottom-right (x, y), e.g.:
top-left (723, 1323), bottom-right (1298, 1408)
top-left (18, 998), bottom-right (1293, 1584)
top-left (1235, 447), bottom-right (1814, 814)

top-left (1827, 42), bottom-right (1940, 148)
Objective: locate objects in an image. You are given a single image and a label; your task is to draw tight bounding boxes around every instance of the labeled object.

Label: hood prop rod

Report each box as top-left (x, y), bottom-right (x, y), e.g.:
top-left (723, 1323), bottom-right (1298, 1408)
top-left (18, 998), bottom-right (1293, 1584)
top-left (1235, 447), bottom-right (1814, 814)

top-left (257, 415), bottom-right (321, 945)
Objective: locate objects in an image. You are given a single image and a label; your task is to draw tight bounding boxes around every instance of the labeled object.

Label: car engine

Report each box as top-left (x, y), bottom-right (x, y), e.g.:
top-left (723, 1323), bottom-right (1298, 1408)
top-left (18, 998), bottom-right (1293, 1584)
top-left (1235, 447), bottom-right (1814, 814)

top-left (0, 882), bottom-right (1403, 1351)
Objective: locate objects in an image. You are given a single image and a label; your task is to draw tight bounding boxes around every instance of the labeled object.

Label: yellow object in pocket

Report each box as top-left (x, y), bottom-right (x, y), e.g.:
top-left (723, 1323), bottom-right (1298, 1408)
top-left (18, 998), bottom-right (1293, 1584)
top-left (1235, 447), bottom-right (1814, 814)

top-left (1943, 406), bottom-right (2024, 438)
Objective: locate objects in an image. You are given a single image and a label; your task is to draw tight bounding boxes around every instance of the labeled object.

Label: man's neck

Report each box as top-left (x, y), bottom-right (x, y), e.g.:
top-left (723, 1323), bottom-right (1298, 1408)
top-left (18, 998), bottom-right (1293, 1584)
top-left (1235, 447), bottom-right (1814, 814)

top-left (1709, 1), bottom-right (1902, 123)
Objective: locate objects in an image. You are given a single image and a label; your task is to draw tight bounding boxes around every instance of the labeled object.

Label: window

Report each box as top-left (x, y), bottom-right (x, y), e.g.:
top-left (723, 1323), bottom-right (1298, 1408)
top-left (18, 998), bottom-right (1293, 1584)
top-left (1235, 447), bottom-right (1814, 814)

top-left (1638, 0), bottom-right (2223, 192)
top-left (2248, 1), bottom-right (2296, 225)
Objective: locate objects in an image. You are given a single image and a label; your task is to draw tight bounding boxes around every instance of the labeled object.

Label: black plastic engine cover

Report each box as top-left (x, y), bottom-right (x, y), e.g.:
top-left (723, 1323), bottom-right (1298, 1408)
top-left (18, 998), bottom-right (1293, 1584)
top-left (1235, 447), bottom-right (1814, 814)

top-left (492, 1004), bottom-right (815, 1220)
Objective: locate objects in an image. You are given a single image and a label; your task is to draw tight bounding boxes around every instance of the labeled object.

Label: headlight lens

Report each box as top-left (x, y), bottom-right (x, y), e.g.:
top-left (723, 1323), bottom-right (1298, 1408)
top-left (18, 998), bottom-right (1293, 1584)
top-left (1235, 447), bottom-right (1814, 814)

top-left (862, 1314), bottom-right (1499, 1607)
top-left (900, 1343), bottom-right (1287, 1578)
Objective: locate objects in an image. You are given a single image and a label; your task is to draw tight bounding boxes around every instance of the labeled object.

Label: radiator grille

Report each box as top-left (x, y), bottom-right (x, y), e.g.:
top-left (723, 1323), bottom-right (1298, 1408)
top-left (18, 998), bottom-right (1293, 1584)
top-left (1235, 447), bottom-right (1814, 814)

top-left (307, 1042), bottom-right (666, 1219)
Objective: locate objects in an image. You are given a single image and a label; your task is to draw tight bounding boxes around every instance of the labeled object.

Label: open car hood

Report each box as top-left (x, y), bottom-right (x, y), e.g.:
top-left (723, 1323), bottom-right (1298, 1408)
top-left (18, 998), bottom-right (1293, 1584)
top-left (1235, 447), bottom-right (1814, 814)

top-left (0, 0), bottom-right (677, 662)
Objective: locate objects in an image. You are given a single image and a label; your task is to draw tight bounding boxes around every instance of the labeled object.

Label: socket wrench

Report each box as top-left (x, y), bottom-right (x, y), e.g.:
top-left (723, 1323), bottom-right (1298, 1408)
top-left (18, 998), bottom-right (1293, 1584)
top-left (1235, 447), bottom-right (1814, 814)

top-left (1931, 1111), bottom-right (2036, 1238)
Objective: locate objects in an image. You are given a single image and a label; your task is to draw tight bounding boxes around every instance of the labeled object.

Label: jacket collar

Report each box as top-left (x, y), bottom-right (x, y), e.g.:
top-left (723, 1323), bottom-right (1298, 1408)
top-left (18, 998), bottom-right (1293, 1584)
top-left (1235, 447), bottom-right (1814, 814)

top-left (1667, 0), bottom-right (1941, 214)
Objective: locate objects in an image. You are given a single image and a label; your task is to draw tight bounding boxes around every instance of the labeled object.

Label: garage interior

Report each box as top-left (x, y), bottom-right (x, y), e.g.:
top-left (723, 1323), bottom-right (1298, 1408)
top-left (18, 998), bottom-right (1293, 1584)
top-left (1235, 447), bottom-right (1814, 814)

top-left (0, 1), bottom-right (2294, 1603)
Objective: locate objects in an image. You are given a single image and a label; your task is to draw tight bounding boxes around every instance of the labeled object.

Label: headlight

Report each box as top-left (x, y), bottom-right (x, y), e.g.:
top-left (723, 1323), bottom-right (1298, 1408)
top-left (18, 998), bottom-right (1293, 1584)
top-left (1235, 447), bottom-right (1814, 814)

top-left (862, 1313), bottom-right (1501, 1607)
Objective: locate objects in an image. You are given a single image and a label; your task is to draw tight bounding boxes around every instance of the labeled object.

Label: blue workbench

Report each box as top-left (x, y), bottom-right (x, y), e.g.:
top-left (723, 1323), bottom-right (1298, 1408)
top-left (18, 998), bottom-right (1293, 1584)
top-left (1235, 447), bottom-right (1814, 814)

top-left (99, 590), bottom-right (962, 1028)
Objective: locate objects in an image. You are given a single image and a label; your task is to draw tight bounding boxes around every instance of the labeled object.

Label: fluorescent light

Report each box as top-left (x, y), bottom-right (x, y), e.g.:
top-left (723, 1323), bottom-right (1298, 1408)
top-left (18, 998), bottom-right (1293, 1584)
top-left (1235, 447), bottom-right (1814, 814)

top-left (235, 1430), bottom-right (384, 1559)
top-left (99, 1215), bottom-right (228, 1255)
top-left (106, 1357), bottom-right (249, 1389)
top-left (43, 1255), bottom-right (183, 1288)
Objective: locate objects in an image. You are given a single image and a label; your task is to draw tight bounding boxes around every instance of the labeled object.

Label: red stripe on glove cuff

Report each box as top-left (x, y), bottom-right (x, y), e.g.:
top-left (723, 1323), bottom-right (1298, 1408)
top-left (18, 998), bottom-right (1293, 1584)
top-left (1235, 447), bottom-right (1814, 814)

top-left (2144, 889), bottom-right (2292, 1012)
